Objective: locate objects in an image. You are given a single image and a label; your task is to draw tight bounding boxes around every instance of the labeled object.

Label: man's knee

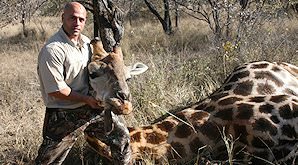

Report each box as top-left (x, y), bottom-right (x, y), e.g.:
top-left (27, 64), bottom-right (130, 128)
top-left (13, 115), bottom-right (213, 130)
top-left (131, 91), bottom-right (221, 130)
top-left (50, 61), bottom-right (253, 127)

top-left (35, 135), bottom-right (75, 165)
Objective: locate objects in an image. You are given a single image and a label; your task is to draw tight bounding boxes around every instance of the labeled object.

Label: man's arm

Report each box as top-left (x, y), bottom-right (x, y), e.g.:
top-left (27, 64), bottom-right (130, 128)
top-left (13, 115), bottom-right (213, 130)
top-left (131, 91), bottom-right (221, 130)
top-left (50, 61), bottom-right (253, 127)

top-left (48, 87), bottom-right (100, 109)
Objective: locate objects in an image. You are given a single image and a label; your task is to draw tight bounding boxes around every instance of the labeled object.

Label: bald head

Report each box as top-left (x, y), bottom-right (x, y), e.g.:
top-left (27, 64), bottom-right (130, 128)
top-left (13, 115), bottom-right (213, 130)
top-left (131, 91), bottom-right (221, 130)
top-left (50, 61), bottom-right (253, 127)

top-left (64, 2), bottom-right (87, 14)
top-left (62, 2), bottom-right (87, 40)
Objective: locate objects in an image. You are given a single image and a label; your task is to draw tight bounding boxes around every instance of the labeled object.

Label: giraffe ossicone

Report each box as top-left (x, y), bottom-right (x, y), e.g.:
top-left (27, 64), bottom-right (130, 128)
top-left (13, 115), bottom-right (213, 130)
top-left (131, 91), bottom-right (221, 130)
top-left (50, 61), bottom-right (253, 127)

top-left (88, 60), bottom-right (298, 164)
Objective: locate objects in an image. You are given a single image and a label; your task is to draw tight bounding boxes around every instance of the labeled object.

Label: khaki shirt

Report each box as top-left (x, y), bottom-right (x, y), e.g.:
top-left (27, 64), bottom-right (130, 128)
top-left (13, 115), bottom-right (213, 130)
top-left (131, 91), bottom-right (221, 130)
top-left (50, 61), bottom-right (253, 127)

top-left (37, 28), bottom-right (91, 109)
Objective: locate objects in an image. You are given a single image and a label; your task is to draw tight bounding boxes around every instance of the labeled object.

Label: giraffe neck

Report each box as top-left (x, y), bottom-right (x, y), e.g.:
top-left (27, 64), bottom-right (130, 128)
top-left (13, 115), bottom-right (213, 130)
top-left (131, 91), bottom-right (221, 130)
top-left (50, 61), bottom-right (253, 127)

top-left (128, 93), bottom-right (298, 163)
top-left (128, 109), bottom-right (212, 161)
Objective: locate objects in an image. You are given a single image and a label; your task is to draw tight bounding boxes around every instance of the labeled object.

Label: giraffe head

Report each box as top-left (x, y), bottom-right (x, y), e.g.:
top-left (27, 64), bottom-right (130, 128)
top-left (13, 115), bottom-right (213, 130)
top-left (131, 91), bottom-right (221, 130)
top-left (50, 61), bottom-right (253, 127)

top-left (88, 38), bottom-right (148, 115)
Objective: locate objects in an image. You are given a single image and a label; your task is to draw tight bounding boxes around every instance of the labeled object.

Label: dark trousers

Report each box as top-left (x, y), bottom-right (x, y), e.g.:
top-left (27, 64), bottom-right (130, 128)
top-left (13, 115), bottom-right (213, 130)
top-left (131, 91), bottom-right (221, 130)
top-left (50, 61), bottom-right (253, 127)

top-left (35, 105), bottom-right (131, 165)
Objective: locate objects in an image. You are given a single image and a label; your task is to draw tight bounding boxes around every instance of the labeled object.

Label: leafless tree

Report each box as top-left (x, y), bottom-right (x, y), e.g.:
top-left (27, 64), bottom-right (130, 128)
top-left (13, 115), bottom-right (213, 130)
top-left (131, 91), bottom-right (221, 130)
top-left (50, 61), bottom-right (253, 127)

top-left (175, 0), bottom-right (288, 45)
top-left (0, 0), bottom-right (47, 36)
top-left (144, 0), bottom-right (173, 35)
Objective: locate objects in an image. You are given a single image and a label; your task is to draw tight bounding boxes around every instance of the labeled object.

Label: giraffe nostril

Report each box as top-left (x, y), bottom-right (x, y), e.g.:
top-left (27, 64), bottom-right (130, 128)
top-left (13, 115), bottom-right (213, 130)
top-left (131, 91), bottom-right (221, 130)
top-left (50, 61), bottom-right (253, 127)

top-left (116, 91), bottom-right (129, 101)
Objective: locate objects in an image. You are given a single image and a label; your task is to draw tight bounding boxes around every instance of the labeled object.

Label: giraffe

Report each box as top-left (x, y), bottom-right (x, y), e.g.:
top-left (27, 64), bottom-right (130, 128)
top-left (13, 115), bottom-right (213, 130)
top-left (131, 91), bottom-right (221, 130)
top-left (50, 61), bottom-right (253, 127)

top-left (87, 61), bottom-right (298, 164)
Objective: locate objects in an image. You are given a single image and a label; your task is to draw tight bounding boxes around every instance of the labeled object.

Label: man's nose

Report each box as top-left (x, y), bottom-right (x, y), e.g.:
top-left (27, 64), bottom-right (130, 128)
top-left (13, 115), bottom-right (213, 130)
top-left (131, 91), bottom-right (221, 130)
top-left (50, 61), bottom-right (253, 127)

top-left (74, 18), bottom-right (80, 25)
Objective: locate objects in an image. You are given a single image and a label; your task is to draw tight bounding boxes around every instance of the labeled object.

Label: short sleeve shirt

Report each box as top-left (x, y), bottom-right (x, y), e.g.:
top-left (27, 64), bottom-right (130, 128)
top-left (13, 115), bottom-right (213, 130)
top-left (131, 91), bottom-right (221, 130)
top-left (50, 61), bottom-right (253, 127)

top-left (37, 27), bottom-right (91, 109)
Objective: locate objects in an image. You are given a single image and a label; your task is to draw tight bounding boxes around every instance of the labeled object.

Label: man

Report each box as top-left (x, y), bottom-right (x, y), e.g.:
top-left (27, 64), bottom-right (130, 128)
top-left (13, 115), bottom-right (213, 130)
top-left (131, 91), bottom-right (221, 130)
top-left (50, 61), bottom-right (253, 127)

top-left (36, 2), bottom-right (129, 164)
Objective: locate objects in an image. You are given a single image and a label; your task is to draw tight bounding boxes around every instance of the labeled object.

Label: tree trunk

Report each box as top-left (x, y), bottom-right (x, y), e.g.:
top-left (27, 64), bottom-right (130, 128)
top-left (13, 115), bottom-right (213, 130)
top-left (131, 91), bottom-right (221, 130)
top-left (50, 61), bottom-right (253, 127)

top-left (93, 0), bottom-right (100, 38)
top-left (144, 0), bottom-right (173, 35)
top-left (21, 0), bottom-right (26, 37)
top-left (163, 0), bottom-right (172, 34)
top-left (96, 0), bottom-right (124, 52)
top-left (174, 0), bottom-right (179, 28)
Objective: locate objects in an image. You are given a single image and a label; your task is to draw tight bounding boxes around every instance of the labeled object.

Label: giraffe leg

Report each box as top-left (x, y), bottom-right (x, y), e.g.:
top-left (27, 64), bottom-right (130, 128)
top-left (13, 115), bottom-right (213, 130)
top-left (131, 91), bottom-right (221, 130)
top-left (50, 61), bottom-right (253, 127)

top-left (85, 134), bottom-right (113, 161)
top-left (85, 110), bottom-right (131, 165)
top-left (107, 114), bottom-right (131, 165)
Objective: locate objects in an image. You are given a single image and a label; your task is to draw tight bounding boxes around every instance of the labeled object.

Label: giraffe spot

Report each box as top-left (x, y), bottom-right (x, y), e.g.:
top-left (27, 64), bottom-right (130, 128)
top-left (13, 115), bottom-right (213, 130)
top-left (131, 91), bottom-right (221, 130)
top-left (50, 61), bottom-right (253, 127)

top-left (233, 80), bottom-right (254, 96)
top-left (251, 62), bottom-right (269, 69)
top-left (251, 137), bottom-right (275, 148)
top-left (189, 137), bottom-right (204, 154)
top-left (145, 132), bottom-right (167, 144)
top-left (197, 122), bottom-right (220, 140)
top-left (272, 66), bottom-right (281, 72)
top-left (279, 104), bottom-right (293, 119)
top-left (143, 126), bottom-right (153, 130)
top-left (236, 103), bottom-right (254, 119)
top-left (194, 102), bottom-right (208, 110)
top-left (204, 105), bottom-right (216, 112)
top-left (214, 108), bottom-right (233, 120)
top-left (227, 70), bottom-right (250, 83)
top-left (224, 84), bottom-right (234, 91)
top-left (131, 132), bottom-right (141, 142)
top-left (175, 112), bottom-right (187, 121)
top-left (190, 111), bottom-right (209, 122)
top-left (270, 115), bottom-right (280, 124)
top-left (254, 71), bottom-right (283, 87)
top-left (281, 124), bottom-right (296, 139)
top-left (234, 124), bottom-right (248, 144)
top-left (259, 104), bottom-right (274, 114)
top-left (218, 96), bottom-right (242, 105)
top-left (128, 127), bottom-right (135, 132)
top-left (157, 121), bottom-right (175, 132)
top-left (256, 83), bottom-right (275, 95)
top-left (253, 118), bottom-right (277, 136)
top-left (270, 95), bottom-right (288, 103)
top-left (210, 92), bottom-right (229, 101)
top-left (249, 96), bottom-right (265, 103)
top-left (175, 123), bottom-right (192, 138)
top-left (170, 142), bottom-right (186, 159)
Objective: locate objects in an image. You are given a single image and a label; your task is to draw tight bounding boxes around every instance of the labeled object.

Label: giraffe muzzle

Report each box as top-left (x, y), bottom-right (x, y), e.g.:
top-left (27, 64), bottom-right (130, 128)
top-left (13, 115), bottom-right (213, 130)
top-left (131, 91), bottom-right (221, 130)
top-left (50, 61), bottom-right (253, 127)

top-left (108, 98), bottom-right (132, 115)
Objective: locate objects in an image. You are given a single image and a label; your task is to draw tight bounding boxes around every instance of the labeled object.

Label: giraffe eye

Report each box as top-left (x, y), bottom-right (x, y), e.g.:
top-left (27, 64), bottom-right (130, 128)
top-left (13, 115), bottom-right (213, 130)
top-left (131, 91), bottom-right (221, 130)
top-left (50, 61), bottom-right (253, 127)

top-left (89, 62), bottom-right (108, 79)
top-left (89, 71), bottom-right (102, 79)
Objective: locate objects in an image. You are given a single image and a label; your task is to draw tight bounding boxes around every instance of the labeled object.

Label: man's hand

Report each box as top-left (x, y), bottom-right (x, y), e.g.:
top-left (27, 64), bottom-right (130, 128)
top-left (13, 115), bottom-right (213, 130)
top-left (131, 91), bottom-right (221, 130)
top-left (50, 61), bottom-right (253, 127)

top-left (48, 87), bottom-right (101, 109)
top-left (84, 96), bottom-right (101, 109)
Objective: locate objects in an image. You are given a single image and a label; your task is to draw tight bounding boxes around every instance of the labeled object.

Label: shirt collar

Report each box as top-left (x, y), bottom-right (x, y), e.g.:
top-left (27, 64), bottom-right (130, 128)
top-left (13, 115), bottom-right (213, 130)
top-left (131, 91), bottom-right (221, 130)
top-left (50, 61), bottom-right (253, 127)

top-left (58, 27), bottom-right (84, 48)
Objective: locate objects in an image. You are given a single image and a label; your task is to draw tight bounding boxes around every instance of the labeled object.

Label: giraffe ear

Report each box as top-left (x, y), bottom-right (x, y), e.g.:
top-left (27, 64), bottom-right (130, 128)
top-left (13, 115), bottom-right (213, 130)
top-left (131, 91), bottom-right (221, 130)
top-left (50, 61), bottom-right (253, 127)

top-left (127, 62), bottom-right (148, 76)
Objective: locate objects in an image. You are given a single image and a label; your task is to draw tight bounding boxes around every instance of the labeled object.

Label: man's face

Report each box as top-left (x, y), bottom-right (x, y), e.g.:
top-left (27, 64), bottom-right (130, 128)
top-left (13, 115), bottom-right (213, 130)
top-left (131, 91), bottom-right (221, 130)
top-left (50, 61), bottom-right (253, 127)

top-left (62, 5), bottom-right (86, 39)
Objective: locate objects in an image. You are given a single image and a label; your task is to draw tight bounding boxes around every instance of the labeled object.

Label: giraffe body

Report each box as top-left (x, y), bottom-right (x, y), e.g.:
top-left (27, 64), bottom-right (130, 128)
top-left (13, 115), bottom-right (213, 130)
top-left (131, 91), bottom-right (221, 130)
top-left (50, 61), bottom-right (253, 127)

top-left (88, 61), bottom-right (298, 164)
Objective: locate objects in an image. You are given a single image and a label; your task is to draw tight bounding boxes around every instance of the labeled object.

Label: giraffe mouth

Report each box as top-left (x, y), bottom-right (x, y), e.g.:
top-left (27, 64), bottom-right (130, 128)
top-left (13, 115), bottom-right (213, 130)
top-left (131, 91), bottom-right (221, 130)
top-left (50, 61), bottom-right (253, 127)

top-left (107, 98), bottom-right (132, 115)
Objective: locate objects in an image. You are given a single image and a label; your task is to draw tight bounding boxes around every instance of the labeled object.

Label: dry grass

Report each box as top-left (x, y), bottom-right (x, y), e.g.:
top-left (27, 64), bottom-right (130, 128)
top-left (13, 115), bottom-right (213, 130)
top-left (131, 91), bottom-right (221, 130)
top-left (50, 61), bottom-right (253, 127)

top-left (0, 16), bottom-right (297, 165)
